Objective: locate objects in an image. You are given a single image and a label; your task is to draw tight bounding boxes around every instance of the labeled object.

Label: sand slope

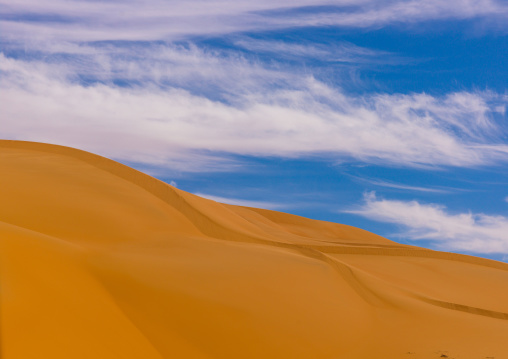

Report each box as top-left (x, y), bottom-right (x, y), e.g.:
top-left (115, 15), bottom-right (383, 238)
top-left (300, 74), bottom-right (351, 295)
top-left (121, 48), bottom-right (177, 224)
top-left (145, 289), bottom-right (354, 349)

top-left (1, 140), bottom-right (508, 359)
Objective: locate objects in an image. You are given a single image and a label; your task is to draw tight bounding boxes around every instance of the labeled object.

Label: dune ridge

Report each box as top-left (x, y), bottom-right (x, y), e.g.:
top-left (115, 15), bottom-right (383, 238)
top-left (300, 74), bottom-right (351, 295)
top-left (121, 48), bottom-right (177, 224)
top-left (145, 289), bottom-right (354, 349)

top-left (1, 140), bottom-right (508, 359)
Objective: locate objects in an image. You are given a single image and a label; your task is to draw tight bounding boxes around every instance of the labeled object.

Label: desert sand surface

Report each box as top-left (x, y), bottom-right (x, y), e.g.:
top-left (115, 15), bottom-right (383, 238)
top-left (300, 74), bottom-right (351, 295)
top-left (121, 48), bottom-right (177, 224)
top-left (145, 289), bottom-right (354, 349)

top-left (1, 140), bottom-right (508, 359)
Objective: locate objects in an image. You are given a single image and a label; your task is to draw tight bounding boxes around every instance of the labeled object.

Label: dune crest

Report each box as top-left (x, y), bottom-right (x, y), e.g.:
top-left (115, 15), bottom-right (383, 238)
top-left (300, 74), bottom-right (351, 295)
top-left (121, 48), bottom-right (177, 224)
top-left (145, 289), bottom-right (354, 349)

top-left (1, 140), bottom-right (508, 359)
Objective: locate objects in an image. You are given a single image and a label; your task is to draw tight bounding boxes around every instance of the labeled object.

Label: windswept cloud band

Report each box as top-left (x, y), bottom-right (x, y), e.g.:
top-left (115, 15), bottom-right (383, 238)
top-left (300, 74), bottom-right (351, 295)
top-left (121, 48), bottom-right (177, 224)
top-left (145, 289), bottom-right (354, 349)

top-left (1, 0), bottom-right (507, 42)
top-left (1, 49), bottom-right (507, 171)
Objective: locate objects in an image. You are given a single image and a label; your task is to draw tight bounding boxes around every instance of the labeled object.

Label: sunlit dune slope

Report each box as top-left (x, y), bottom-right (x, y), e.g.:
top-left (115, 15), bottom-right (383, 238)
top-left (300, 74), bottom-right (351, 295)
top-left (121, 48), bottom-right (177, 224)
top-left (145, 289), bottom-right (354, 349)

top-left (1, 140), bottom-right (508, 359)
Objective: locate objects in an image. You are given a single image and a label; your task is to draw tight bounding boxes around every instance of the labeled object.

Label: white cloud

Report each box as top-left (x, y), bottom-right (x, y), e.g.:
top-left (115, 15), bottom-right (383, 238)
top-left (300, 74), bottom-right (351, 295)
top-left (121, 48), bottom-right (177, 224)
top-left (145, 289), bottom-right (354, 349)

top-left (2, 0), bottom-right (507, 174)
top-left (0, 0), bottom-right (507, 44)
top-left (348, 192), bottom-right (508, 254)
top-left (1, 52), bottom-right (508, 171)
top-left (234, 39), bottom-right (398, 64)
top-left (194, 193), bottom-right (286, 210)
top-left (350, 177), bottom-right (452, 193)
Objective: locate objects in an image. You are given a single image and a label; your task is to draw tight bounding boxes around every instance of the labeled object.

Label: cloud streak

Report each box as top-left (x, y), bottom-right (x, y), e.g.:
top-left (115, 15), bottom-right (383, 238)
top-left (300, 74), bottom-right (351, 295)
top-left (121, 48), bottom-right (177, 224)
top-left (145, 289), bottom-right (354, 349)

top-left (1, 0), bottom-right (507, 44)
top-left (1, 51), bottom-right (508, 171)
top-left (348, 192), bottom-right (508, 254)
top-left (234, 39), bottom-right (400, 65)
top-left (350, 177), bottom-right (452, 193)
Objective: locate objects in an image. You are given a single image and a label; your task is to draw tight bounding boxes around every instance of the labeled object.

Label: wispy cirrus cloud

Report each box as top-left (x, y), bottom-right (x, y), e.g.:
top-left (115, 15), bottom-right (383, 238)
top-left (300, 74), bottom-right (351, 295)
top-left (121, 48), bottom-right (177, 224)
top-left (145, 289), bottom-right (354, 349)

top-left (234, 38), bottom-right (401, 65)
top-left (1, 51), bottom-right (507, 171)
top-left (349, 177), bottom-right (453, 193)
top-left (347, 192), bottom-right (508, 254)
top-left (1, 0), bottom-right (507, 44)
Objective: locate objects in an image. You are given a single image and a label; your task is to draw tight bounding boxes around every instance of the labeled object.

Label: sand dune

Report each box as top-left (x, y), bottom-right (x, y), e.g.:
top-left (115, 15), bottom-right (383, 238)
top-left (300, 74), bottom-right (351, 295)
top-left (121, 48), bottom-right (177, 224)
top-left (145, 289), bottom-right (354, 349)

top-left (1, 140), bottom-right (508, 359)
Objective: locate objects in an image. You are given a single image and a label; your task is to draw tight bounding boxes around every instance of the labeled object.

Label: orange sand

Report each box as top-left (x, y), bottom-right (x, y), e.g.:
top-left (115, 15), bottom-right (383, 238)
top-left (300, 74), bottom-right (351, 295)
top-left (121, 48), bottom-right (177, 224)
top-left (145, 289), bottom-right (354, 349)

top-left (1, 140), bottom-right (508, 359)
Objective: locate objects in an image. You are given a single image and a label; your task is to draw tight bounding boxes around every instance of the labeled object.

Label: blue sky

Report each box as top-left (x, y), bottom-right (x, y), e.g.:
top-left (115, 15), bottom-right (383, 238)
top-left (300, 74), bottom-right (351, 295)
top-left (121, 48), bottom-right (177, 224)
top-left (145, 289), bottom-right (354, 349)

top-left (1, 0), bottom-right (508, 261)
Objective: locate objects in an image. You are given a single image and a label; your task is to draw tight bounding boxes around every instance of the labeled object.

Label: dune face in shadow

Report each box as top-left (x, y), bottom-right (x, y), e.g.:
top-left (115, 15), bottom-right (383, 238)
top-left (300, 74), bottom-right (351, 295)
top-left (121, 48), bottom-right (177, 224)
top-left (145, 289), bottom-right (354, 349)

top-left (1, 140), bottom-right (508, 359)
